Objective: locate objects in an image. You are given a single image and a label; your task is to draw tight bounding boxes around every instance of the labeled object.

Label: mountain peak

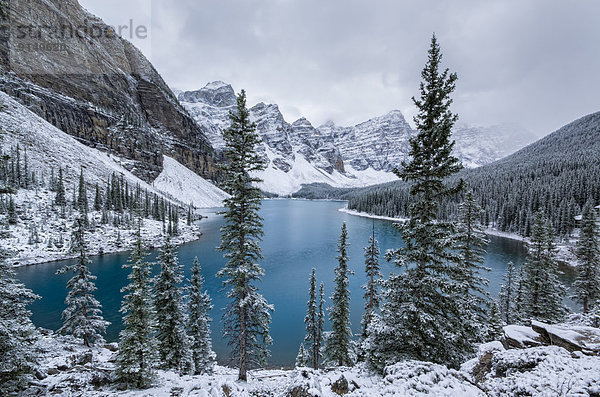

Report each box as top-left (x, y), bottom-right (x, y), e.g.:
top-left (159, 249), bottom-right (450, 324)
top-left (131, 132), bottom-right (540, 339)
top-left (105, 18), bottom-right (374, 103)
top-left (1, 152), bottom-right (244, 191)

top-left (292, 117), bottom-right (313, 128)
top-left (178, 81), bottom-right (236, 107)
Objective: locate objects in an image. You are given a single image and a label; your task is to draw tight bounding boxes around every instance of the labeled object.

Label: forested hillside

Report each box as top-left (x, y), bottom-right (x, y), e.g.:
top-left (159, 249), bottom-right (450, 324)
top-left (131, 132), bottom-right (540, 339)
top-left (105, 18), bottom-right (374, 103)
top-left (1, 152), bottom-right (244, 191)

top-left (300, 111), bottom-right (600, 237)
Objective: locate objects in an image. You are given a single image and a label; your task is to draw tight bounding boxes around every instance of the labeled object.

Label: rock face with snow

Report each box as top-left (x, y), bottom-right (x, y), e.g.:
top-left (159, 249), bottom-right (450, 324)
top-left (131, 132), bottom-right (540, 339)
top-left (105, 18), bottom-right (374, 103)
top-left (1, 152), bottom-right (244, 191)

top-left (452, 123), bottom-right (539, 168)
top-left (0, 0), bottom-right (219, 182)
top-left (180, 81), bottom-right (536, 195)
top-left (318, 110), bottom-right (413, 172)
top-left (179, 82), bottom-right (403, 195)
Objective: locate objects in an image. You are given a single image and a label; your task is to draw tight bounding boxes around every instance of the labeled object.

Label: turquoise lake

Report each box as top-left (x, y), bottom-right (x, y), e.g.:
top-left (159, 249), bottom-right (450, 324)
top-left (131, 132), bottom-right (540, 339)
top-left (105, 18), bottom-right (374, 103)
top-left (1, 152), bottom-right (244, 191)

top-left (17, 199), bottom-right (566, 367)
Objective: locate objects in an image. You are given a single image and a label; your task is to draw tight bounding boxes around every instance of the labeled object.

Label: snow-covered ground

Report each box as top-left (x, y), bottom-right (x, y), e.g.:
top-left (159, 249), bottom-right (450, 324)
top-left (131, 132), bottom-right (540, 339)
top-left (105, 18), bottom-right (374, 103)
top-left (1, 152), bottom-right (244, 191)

top-left (26, 322), bottom-right (600, 396)
top-left (3, 187), bottom-right (203, 267)
top-left (338, 206), bottom-right (408, 223)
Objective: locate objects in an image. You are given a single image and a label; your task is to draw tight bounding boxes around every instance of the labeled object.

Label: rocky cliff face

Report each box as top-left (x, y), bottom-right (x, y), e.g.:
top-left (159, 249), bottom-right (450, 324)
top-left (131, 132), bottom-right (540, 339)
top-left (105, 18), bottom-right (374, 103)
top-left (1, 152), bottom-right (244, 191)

top-left (180, 82), bottom-right (345, 176)
top-left (179, 81), bottom-right (535, 194)
top-left (0, 0), bottom-right (219, 182)
top-left (318, 110), bottom-right (413, 172)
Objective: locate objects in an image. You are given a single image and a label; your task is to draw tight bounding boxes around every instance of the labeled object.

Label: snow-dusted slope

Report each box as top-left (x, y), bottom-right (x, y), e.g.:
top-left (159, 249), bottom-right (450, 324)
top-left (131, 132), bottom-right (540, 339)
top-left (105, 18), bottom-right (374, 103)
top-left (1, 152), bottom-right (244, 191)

top-left (153, 156), bottom-right (229, 207)
top-left (255, 147), bottom-right (397, 196)
top-left (0, 91), bottom-right (216, 265)
top-left (0, 91), bottom-right (157, 194)
top-left (0, 91), bottom-right (226, 208)
top-left (452, 123), bottom-right (539, 168)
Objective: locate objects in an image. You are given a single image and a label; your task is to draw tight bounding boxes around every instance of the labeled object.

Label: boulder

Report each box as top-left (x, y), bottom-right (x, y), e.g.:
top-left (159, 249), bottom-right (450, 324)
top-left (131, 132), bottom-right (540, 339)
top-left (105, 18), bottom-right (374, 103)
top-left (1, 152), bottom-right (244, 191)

top-left (331, 375), bottom-right (349, 395)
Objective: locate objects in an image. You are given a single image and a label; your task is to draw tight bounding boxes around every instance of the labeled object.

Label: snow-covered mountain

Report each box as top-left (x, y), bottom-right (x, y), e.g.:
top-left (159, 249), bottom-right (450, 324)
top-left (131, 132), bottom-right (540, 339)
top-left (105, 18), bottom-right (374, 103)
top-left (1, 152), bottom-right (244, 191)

top-left (179, 82), bottom-right (398, 195)
top-left (180, 81), bottom-right (536, 195)
top-left (0, 91), bottom-right (227, 210)
top-left (452, 123), bottom-right (539, 168)
top-left (0, 90), bottom-right (228, 265)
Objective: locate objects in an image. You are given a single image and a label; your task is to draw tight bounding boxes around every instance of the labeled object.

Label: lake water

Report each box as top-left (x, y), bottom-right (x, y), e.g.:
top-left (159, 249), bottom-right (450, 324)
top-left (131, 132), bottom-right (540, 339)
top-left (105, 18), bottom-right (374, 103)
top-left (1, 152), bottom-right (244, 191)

top-left (17, 199), bottom-right (565, 367)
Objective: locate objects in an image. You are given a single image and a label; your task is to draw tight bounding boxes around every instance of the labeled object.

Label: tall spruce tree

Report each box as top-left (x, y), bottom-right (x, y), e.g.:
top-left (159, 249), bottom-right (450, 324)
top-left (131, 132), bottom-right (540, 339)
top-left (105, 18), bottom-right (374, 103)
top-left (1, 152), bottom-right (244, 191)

top-left (499, 261), bottom-right (518, 324)
top-left (7, 196), bottom-right (17, 224)
top-left (217, 89), bottom-right (273, 381)
top-left (77, 167), bottom-right (88, 214)
top-left (521, 211), bottom-right (567, 322)
top-left (57, 215), bottom-right (109, 346)
top-left (93, 183), bottom-right (103, 211)
top-left (304, 268), bottom-right (320, 369)
top-left (573, 202), bottom-right (600, 313)
top-left (154, 236), bottom-right (192, 374)
top-left (361, 222), bottom-right (382, 341)
top-left (454, 191), bottom-right (490, 343)
top-left (0, 248), bottom-right (39, 394)
top-left (55, 167), bottom-right (66, 207)
top-left (366, 35), bottom-right (469, 370)
top-left (187, 257), bottom-right (216, 374)
top-left (317, 282), bottom-right (325, 368)
top-left (514, 266), bottom-right (527, 324)
top-left (324, 223), bottom-right (353, 367)
top-left (116, 217), bottom-right (156, 389)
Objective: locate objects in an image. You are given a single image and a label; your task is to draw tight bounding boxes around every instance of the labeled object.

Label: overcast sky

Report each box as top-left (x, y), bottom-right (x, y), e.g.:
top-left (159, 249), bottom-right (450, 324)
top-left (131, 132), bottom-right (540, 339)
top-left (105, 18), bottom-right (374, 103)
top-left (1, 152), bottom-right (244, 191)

top-left (79, 0), bottom-right (599, 136)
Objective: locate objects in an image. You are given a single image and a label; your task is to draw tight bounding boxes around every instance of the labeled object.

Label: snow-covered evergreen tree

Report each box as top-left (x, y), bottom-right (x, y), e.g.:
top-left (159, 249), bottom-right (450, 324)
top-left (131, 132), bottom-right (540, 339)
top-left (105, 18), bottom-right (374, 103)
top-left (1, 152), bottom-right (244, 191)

top-left (499, 261), bottom-right (517, 324)
top-left (154, 236), bottom-right (192, 374)
top-left (116, 218), bottom-right (156, 389)
top-left (295, 344), bottom-right (308, 368)
top-left (514, 266), bottom-right (527, 324)
top-left (573, 201), bottom-right (600, 313)
top-left (317, 282), bottom-right (325, 367)
top-left (7, 196), bottom-right (17, 224)
top-left (324, 223), bottom-right (353, 367)
top-left (57, 215), bottom-right (109, 346)
top-left (367, 35), bottom-right (470, 370)
top-left (487, 299), bottom-right (504, 341)
top-left (93, 183), bottom-right (103, 211)
top-left (521, 211), bottom-right (567, 322)
top-left (187, 257), bottom-right (216, 375)
top-left (454, 191), bottom-right (490, 344)
top-left (361, 222), bottom-right (382, 341)
top-left (217, 89), bottom-right (273, 381)
top-left (304, 268), bottom-right (321, 369)
top-left (55, 167), bottom-right (66, 207)
top-left (0, 249), bottom-right (39, 394)
top-left (77, 167), bottom-right (88, 214)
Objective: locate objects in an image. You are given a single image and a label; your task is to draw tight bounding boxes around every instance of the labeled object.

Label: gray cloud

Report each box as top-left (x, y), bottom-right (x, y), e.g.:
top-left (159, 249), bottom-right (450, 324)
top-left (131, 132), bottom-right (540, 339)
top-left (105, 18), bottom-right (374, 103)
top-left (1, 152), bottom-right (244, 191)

top-left (80, 0), bottom-right (600, 136)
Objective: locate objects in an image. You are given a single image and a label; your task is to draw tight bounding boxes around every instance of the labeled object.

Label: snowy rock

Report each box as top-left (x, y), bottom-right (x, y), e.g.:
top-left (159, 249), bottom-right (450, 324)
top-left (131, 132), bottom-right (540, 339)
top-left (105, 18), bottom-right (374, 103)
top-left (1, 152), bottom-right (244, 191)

top-left (530, 320), bottom-right (600, 354)
top-left (478, 341), bottom-right (506, 359)
top-left (179, 81), bottom-right (236, 107)
top-left (331, 374), bottom-right (349, 395)
top-left (503, 325), bottom-right (544, 348)
top-left (470, 342), bottom-right (506, 383)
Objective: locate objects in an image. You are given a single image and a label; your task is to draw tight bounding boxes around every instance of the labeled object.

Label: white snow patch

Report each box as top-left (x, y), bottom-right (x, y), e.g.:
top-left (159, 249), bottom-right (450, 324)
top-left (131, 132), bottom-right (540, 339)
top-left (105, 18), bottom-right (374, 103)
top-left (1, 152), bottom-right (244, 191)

top-left (255, 150), bottom-right (398, 196)
top-left (152, 156), bottom-right (229, 208)
top-left (503, 325), bottom-right (542, 347)
top-left (338, 206), bottom-right (409, 222)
